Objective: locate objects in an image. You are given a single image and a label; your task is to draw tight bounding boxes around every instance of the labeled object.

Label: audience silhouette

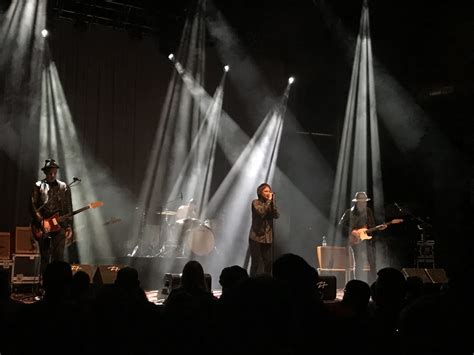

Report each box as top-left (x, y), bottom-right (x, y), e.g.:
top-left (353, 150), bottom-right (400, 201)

top-left (0, 253), bottom-right (469, 355)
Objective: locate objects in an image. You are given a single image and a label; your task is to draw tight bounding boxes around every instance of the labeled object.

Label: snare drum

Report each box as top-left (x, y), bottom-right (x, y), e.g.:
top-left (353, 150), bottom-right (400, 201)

top-left (184, 225), bottom-right (215, 256)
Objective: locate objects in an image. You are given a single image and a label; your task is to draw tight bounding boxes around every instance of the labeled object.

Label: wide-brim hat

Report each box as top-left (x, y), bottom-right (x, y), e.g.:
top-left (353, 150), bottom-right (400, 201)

top-left (352, 191), bottom-right (370, 202)
top-left (41, 158), bottom-right (60, 172)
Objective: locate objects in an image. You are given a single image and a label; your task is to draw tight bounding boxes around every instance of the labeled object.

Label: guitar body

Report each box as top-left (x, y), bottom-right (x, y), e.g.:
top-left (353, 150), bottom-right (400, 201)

top-left (30, 201), bottom-right (104, 241)
top-left (31, 213), bottom-right (62, 241)
top-left (31, 223), bottom-right (43, 241)
top-left (350, 228), bottom-right (372, 245)
top-left (349, 219), bottom-right (404, 246)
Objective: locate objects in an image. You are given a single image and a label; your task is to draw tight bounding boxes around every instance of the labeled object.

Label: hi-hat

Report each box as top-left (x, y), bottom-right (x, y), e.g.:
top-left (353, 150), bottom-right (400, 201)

top-left (156, 211), bottom-right (176, 216)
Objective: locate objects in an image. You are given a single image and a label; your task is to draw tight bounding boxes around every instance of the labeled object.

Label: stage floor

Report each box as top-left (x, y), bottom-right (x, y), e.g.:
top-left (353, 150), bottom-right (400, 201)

top-left (11, 287), bottom-right (344, 305)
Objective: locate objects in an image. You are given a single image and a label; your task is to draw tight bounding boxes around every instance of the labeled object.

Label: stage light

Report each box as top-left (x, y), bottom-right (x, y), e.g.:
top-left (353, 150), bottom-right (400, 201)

top-left (224, 65), bottom-right (230, 72)
top-left (168, 53), bottom-right (175, 61)
top-left (288, 76), bottom-right (294, 84)
top-left (41, 29), bottom-right (48, 38)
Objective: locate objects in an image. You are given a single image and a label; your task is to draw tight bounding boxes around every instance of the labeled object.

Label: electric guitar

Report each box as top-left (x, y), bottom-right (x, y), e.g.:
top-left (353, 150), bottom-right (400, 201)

top-left (31, 201), bottom-right (104, 241)
top-left (349, 218), bottom-right (403, 245)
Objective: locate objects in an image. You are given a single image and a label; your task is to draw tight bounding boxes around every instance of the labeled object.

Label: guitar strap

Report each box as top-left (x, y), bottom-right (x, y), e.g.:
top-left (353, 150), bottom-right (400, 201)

top-left (39, 180), bottom-right (50, 205)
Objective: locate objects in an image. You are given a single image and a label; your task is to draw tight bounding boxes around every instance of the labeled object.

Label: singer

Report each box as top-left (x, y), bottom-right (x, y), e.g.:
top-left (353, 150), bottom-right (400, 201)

top-left (248, 182), bottom-right (279, 277)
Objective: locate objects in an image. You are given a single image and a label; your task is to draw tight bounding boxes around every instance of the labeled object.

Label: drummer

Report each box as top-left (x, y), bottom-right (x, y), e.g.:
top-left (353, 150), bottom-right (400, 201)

top-left (176, 198), bottom-right (198, 221)
top-left (174, 199), bottom-right (200, 255)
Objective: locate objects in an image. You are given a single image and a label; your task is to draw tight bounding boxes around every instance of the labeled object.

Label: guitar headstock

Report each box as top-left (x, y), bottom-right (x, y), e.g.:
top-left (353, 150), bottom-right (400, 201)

top-left (89, 201), bottom-right (104, 209)
top-left (391, 218), bottom-right (404, 224)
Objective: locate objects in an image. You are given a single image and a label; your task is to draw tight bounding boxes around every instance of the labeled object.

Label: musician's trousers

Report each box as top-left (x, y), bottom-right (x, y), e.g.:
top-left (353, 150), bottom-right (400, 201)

top-left (350, 240), bottom-right (376, 285)
top-left (249, 239), bottom-right (273, 277)
top-left (39, 231), bottom-right (66, 274)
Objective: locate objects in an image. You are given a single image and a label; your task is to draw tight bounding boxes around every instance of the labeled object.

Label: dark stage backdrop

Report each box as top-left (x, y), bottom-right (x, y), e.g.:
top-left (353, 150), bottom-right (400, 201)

top-left (0, 20), bottom-right (172, 253)
top-left (1, 15), bottom-right (472, 275)
top-left (47, 21), bottom-right (169, 195)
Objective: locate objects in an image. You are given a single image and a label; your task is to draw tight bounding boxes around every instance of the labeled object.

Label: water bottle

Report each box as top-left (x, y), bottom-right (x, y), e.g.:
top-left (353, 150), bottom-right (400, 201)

top-left (322, 235), bottom-right (327, 247)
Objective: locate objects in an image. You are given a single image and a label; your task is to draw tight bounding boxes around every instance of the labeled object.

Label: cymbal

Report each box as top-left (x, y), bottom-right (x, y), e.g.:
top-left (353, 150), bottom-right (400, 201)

top-left (176, 217), bottom-right (200, 224)
top-left (156, 211), bottom-right (176, 216)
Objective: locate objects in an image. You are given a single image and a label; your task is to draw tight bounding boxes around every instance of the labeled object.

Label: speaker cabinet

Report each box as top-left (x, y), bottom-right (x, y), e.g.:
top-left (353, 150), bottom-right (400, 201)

top-left (318, 270), bottom-right (345, 290)
top-left (317, 275), bottom-right (337, 300)
top-left (71, 264), bottom-right (97, 283)
top-left (93, 265), bottom-right (125, 285)
top-left (0, 232), bottom-right (11, 259)
top-left (15, 227), bottom-right (39, 254)
top-left (401, 268), bottom-right (432, 283)
top-left (425, 268), bottom-right (448, 284)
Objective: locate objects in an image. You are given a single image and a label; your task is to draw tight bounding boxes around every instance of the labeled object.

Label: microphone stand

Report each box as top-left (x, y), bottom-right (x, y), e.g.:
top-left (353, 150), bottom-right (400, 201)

top-left (271, 194), bottom-right (277, 275)
top-left (68, 178), bottom-right (81, 188)
top-left (395, 203), bottom-right (432, 242)
top-left (129, 207), bottom-right (148, 257)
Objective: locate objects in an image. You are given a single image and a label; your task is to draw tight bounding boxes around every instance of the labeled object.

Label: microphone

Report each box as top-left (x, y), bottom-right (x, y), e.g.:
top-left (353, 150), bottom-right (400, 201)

top-left (73, 176), bottom-right (82, 182)
top-left (394, 202), bottom-right (402, 212)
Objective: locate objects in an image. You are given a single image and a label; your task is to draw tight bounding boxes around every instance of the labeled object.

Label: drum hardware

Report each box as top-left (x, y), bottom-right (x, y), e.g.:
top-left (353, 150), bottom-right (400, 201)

top-left (156, 210), bottom-right (177, 216)
top-left (129, 207), bottom-right (176, 257)
top-left (184, 224), bottom-right (215, 256)
top-left (156, 218), bottom-right (216, 258)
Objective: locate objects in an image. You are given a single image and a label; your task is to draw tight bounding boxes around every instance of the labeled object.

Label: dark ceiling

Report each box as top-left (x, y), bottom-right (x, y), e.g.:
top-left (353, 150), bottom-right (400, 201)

top-left (45, 0), bottom-right (474, 164)
top-left (47, 0), bottom-right (474, 89)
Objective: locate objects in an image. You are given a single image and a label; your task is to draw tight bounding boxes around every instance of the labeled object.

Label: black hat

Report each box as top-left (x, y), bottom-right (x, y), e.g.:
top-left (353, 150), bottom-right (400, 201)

top-left (41, 159), bottom-right (60, 172)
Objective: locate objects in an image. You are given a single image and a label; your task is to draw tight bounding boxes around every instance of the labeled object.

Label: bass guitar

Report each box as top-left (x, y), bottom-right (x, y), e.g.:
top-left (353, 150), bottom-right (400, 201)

top-left (31, 201), bottom-right (104, 241)
top-left (349, 218), bottom-right (403, 245)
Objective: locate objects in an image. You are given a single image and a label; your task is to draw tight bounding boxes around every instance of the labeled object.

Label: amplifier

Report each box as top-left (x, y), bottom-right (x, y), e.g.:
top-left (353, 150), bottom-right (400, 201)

top-left (15, 227), bottom-right (39, 254)
top-left (0, 232), bottom-right (11, 259)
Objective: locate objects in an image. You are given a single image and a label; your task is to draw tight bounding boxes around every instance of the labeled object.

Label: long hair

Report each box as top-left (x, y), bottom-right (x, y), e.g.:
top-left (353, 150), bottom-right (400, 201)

top-left (181, 260), bottom-right (208, 291)
top-left (256, 183), bottom-right (271, 199)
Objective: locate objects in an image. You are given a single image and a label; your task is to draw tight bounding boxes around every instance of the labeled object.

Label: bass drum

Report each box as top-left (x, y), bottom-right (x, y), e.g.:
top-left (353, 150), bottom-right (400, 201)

top-left (184, 225), bottom-right (215, 256)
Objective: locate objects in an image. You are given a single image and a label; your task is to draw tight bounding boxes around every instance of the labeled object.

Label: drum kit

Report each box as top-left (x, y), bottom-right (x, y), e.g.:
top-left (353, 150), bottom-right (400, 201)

top-left (154, 209), bottom-right (216, 258)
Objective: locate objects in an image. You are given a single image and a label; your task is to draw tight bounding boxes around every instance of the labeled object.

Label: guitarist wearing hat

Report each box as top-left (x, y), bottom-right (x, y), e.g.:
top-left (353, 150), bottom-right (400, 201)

top-left (338, 191), bottom-right (387, 284)
top-left (30, 159), bottom-right (73, 273)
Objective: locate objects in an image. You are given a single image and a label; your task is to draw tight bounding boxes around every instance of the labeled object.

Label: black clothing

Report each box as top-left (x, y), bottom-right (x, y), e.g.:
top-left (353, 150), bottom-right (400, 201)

top-left (30, 178), bottom-right (73, 272)
top-left (339, 205), bottom-right (377, 283)
top-left (249, 199), bottom-right (279, 243)
top-left (248, 197), bottom-right (279, 277)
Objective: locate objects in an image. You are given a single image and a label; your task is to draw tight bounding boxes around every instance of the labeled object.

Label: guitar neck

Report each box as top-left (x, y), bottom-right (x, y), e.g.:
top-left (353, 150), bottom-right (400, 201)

top-left (366, 221), bottom-right (392, 234)
top-left (59, 206), bottom-right (90, 221)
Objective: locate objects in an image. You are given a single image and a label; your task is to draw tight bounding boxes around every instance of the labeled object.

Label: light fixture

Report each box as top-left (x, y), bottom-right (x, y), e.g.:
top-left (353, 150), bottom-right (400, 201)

top-left (288, 76), bottom-right (294, 84)
top-left (41, 29), bottom-right (49, 38)
top-left (224, 65), bottom-right (230, 72)
top-left (168, 53), bottom-right (175, 61)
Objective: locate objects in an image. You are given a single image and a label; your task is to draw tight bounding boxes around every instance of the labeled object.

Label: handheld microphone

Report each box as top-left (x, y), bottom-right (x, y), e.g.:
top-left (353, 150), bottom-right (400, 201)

top-left (394, 202), bottom-right (402, 212)
top-left (73, 176), bottom-right (82, 182)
